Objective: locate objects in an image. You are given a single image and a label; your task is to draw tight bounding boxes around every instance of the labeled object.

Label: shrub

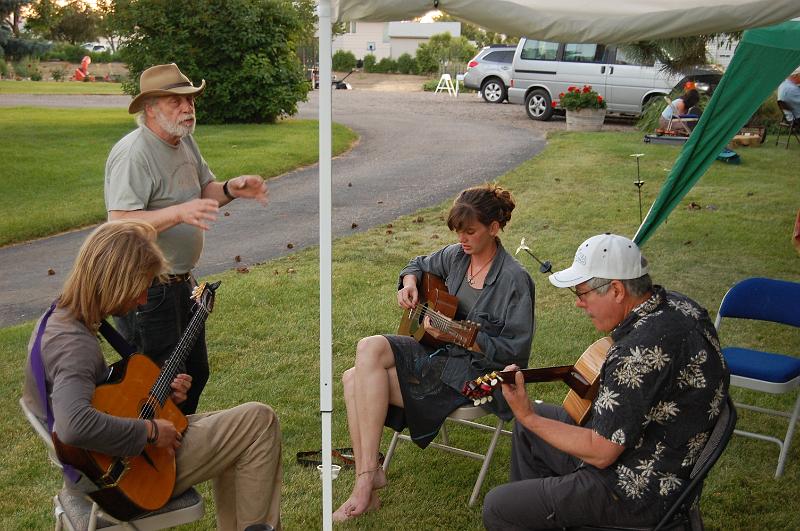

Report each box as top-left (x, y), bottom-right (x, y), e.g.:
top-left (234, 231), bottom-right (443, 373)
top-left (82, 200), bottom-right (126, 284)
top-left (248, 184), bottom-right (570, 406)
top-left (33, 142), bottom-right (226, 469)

top-left (362, 53), bottom-right (376, 73)
top-left (396, 53), bottom-right (416, 74)
top-left (51, 65), bottom-right (68, 81)
top-left (115, 0), bottom-right (310, 124)
top-left (332, 49), bottom-right (356, 72)
top-left (0, 59), bottom-right (8, 78)
top-left (11, 60), bottom-right (26, 78)
top-left (374, 57), bottom-right (397, 73)
top-left (415, 32), bottom-right (476, 75)
top-left (422, 78), bottom-right (439, 92)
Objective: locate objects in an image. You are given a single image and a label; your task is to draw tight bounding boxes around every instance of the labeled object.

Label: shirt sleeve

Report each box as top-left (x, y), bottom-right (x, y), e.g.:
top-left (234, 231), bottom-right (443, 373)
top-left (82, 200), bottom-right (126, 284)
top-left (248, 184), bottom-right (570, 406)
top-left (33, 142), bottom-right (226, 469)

top-left (104, 149), bottom-right (154, 212)
top-left (48, 332), bottom-right (148, 457)
top-left (187, 136), bottom-right (216, 189)
top-left (397, 244), bottom-right (456, 289)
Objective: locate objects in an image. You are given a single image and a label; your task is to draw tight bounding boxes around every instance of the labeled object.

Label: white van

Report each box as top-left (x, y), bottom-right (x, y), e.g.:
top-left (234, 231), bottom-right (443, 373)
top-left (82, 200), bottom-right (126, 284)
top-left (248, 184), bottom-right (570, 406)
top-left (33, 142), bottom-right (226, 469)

top-left (507, 38), bottom-right (722, 120)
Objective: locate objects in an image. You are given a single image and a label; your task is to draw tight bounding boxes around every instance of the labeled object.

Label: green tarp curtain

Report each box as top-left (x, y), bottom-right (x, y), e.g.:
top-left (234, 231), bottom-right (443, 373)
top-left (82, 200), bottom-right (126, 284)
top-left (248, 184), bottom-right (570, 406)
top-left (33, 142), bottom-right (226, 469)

top-left (634, 21), bottom-right (800, 246)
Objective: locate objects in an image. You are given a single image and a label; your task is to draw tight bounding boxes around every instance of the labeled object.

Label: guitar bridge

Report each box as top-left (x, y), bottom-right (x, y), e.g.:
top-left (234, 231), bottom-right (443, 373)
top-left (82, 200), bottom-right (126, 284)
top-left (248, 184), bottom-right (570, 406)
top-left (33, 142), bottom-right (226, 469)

top-left (97, 458), bottom-right (130, 489)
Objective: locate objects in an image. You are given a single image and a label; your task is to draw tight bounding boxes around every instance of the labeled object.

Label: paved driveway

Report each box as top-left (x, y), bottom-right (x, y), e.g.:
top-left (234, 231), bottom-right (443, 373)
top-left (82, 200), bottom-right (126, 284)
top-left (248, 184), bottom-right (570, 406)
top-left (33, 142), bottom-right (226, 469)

top-left (0, 90), bottom-right (623, 327)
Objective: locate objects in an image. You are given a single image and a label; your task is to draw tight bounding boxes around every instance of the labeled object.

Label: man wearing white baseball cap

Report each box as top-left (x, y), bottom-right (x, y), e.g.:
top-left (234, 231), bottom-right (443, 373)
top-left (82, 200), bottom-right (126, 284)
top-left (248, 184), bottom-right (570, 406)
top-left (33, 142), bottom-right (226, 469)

top-left (483, 233), bottom-right (729, 530)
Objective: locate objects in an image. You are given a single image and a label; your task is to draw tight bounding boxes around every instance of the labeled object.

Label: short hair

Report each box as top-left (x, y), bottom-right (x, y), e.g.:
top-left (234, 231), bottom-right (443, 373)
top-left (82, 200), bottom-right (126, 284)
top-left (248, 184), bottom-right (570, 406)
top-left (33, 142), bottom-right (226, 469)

top-left (587, 256), bottom-right (653, 297)
top-left (447, 183), bottom-right (515, 233)
top-left (59, 220), bottom-right (166, 327)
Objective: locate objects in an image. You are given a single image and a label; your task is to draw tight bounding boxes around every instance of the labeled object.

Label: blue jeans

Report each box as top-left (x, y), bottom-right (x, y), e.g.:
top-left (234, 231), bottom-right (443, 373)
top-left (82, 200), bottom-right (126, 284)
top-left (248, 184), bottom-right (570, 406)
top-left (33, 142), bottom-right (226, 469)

top-left (115, 278), bottom-right (209, 414)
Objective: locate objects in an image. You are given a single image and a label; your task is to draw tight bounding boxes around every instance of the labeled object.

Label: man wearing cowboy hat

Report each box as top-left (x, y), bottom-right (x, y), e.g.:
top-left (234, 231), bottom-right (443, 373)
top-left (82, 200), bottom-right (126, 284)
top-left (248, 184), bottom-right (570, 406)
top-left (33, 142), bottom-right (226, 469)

top-left (104, 63), bottom-right (269, 414)
top-left (482, 233), bottom-right (729, 530)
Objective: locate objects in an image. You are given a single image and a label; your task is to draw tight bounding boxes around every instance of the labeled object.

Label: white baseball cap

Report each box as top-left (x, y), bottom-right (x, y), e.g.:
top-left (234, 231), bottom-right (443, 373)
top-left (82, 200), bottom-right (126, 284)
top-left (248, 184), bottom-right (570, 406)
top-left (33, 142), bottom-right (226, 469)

top-left (549, 233), bottom-right (648, 288)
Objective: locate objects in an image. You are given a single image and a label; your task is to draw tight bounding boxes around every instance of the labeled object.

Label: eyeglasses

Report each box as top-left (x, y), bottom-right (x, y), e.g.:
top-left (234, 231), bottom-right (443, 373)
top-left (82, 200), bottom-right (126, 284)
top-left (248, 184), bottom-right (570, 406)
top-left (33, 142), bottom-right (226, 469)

top-left (568, 281), bottom-right (612, 301)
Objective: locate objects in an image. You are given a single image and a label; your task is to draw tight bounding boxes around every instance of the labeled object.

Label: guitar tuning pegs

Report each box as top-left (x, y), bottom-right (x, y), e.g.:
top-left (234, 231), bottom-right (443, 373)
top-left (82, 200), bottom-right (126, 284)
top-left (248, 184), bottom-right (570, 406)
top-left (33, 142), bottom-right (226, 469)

top-left (473, 398), bottom-right (481, 406)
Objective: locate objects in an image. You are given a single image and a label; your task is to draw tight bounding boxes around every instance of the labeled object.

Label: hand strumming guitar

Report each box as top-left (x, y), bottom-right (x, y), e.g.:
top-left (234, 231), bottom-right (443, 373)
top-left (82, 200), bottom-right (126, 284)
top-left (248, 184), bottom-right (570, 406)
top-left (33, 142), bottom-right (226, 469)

top-left (397, 274), bottom-right (419, 309)
top-left (145, 373), bottom-right (192, 455)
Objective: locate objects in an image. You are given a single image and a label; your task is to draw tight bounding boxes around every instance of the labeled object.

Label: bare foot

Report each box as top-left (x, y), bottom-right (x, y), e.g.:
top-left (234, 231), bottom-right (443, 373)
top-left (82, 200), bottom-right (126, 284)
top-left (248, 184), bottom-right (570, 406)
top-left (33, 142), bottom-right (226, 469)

top-left (372, 467), bottom-right (387, 490)
top-left (333, 471), bottom-right (381, 522)
top-left (332, 492), bottom-right (381, 522)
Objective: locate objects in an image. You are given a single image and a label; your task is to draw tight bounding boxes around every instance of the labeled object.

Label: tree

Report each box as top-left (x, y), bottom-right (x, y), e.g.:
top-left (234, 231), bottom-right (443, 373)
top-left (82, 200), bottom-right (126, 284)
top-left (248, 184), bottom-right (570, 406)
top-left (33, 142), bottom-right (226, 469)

top-left (433, 13), bottom-right (518, 48)
top-left (415, 32), bottom-right (476, 74)
top-left (26, 0), bottom-right (98, 44)
top-left (620, 33), bottom-right (741, 75)
top-left (1, 1), bottom-right (47, 60)
top-left (113, 0), bottom-right (310, 124)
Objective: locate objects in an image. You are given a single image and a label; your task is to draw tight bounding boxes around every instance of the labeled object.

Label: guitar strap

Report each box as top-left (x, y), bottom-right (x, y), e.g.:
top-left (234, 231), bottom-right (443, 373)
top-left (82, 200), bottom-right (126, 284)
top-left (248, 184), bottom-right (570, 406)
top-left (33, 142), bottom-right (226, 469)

top-left (29, 301), bottom-right (81, 483)
top-left (98, 320), bottom-right (136, 359)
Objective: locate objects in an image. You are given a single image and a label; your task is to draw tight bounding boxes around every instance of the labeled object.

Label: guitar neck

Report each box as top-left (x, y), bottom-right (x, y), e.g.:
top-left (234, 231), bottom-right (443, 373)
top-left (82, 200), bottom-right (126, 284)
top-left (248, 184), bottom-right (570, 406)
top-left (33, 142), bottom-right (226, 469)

top-left (151, 306), bottom-right (209, 406)
top-left (422, 306), bottom-right (476, 348)
top-left (501, 366), bottom-right (593, 397)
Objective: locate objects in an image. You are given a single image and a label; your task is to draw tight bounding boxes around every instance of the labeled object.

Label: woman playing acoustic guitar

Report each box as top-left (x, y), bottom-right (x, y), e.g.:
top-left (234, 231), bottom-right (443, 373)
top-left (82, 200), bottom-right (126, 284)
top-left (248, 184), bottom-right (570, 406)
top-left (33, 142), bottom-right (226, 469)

top-left (334, 184), bottom-right (535, 521)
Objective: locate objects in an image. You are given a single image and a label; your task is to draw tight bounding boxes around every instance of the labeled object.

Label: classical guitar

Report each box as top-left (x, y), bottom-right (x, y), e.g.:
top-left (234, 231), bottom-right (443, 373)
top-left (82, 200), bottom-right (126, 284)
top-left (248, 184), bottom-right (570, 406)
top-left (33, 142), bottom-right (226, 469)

top-left (52, 281), bottom-right (220, 521)
top-left (462, 336), bottom-right (612, 425)
top-left (397, 272), bottom-right (480, 349)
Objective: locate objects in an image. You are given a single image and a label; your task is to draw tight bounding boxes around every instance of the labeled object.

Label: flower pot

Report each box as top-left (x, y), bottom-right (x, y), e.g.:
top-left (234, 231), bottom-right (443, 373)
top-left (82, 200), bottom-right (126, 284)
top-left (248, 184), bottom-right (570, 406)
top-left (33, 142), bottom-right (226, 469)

top-left (566, 108), bottom-right (606, 132)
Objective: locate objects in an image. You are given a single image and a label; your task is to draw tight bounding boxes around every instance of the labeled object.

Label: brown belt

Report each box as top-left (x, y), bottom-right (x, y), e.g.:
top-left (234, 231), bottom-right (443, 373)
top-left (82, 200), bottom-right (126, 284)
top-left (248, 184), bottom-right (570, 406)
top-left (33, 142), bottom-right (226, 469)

top-left (157, 273), bottom-right (191, 285)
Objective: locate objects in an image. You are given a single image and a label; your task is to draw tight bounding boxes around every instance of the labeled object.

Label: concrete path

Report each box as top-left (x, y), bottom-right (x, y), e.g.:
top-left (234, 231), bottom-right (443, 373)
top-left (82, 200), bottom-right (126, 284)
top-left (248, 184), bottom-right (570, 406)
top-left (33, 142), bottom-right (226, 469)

top-left (0, 90), bottom-right (560, 327)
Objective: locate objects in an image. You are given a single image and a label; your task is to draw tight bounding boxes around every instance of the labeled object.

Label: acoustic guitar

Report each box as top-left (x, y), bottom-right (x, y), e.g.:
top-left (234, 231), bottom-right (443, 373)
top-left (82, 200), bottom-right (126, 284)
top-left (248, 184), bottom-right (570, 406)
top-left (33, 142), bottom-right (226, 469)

top-left (52, 281), bottom-right (220, 521)
top-left (397, 272), bottom-right (480, 349)
top-left (461, 336), bottom-right (612, 425)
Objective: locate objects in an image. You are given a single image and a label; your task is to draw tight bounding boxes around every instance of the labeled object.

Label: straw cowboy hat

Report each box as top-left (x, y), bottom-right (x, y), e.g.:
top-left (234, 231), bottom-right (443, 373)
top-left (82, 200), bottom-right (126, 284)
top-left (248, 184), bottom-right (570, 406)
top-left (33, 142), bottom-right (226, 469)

top-left (128, 63), bottom-right (206, 114)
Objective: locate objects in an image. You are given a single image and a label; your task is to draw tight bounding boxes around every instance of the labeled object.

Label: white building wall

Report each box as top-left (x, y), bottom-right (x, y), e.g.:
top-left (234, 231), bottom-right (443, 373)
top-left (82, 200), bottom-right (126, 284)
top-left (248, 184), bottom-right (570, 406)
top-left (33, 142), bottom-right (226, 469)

top-left (332, 21), bottom-right (462, 62)
top-left (332, 22), bottom-right (391, 60)
top-left (707, 37), bottom-right (739, 69)
top-left (390, 38), bottom-right (427, 59)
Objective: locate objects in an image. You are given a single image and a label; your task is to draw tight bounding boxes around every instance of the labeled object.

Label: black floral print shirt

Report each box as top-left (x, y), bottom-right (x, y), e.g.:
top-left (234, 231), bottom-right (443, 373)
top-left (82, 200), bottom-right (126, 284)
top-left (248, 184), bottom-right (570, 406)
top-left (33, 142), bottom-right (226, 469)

top-left (590, 286), bottom-right (729, 513)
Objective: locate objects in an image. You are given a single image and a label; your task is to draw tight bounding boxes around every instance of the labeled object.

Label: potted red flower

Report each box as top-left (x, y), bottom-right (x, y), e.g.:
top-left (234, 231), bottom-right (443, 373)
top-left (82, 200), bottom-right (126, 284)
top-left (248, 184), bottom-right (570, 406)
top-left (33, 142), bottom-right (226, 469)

top-left (556, 85), bottom-right (607, 131)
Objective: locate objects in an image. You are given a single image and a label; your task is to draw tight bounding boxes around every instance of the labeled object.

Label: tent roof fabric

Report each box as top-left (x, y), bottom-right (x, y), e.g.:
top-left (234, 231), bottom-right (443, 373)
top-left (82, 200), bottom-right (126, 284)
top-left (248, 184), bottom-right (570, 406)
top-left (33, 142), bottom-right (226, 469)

top-left (333, 1), bottom-right (800, 43)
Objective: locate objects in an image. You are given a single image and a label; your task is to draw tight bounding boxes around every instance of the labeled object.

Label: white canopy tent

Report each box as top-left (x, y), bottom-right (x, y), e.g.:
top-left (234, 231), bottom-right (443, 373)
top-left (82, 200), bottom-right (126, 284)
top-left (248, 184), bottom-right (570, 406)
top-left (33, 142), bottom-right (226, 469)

top-left (316, 2), bottom-right (800, 529)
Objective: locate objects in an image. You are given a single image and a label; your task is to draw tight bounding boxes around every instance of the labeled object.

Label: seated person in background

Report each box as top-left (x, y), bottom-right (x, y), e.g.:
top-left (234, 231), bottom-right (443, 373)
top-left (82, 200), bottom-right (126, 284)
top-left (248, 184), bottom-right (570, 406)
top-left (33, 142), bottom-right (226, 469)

top-left (333, 184), bottom-right (535, 521)
top-left (659, 88), bottom-right (700, 131)
top-left (777, 70), bottom-right (800, 120)
top-left (22, 220), bottom-right (282, 531)
top-left (483, 233), bottom-right (729, 530)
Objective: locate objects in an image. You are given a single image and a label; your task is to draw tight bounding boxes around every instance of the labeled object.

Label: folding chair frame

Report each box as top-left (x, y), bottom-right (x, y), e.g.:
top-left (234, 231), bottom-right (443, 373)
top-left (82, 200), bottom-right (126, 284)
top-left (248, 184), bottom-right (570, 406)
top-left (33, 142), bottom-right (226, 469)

top-left (382, 405), bottom-right (511, 506)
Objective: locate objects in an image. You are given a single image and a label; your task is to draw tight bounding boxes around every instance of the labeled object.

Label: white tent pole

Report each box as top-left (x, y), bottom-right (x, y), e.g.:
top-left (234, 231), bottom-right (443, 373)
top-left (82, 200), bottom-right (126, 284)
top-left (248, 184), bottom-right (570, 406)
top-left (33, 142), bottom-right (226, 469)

top-left (318, 1), bottom-right (334, 530)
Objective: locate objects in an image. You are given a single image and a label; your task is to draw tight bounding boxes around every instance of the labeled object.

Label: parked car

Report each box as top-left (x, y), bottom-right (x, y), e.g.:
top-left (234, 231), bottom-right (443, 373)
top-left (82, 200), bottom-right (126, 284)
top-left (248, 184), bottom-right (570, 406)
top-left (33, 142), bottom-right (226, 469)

top-left (81, 42), bottom-right (108, 53)
top-left (463, 45), bottom-right (516, 103)
top-left (507, 37), bottom-right (722, 120)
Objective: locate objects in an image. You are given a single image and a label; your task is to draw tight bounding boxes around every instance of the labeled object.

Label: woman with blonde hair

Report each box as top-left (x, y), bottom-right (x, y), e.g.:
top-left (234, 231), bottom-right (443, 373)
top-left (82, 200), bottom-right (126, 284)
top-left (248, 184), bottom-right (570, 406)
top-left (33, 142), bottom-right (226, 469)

top-left (334, 183), bottom-right (536, 521)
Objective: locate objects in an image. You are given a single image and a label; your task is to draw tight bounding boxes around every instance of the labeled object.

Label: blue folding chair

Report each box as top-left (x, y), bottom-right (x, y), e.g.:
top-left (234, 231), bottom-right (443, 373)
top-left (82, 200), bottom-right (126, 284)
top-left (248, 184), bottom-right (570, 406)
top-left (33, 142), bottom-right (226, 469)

top-left (714, 277), bottom-right (800, 477)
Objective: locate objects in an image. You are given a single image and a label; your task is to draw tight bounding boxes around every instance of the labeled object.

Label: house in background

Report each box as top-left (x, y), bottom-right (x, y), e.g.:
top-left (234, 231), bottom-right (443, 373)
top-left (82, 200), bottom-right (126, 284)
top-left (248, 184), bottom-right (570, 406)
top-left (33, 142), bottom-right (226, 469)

top-left (707, 37), bottom-right (739, 69)
top-left (332, 21), bottom-right (461, 61)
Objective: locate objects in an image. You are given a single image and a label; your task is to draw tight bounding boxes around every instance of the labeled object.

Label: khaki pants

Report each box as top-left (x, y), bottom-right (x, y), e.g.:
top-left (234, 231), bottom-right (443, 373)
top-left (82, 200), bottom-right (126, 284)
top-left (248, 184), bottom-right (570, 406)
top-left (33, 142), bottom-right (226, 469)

top-left (175, 402), bottom-right (282, 531)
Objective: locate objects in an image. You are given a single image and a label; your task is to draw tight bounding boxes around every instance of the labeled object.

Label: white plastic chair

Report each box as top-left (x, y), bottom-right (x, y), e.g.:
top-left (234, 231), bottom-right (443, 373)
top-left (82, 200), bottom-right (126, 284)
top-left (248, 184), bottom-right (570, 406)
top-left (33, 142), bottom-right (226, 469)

top-left (20, 398), bottom-right (205, 530)
top-left (382, 404), bottom-right (511, 506)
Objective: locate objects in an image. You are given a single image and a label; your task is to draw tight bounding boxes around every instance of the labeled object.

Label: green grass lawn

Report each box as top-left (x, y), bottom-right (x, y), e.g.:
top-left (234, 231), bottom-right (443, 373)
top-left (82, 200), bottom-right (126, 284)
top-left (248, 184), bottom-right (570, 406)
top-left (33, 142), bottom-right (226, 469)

top-left (0, 80), bottom-right (125, 95)
top-left (1, 131), bottom-right (798, 529)
top-left (0, 107), bottom-right (357, 247)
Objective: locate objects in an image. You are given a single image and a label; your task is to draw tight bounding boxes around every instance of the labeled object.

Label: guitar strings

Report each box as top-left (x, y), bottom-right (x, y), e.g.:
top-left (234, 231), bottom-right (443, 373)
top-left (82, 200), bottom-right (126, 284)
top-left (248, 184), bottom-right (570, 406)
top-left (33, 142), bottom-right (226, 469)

top-left (138, 299), bottom-right (210, 420)
top-left (411, 304), bottom-right (470, 343)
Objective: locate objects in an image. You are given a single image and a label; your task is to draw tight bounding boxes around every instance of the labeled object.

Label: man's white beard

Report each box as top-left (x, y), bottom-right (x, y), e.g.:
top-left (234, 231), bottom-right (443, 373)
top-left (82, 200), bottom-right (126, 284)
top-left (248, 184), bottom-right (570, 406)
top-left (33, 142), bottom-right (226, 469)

top-left (153, 107), bottom-right (196, 138)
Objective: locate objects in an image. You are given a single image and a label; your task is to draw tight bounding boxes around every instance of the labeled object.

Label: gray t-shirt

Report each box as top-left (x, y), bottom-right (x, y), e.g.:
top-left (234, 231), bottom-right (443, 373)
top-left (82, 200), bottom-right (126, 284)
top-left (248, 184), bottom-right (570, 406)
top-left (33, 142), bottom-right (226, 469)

top-left (104, 126), bottom-right (216, 274)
